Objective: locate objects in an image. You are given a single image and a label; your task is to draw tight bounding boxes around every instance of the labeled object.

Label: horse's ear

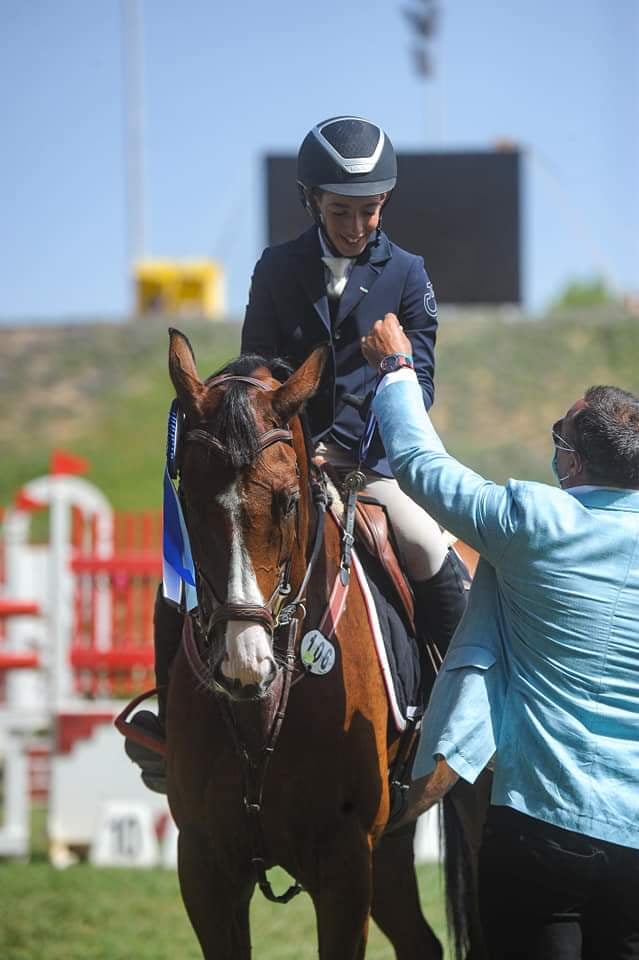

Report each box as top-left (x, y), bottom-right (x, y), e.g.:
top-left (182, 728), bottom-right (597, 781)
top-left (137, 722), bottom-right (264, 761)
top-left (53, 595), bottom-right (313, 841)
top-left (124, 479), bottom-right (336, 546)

top-left (168, 327), bottom-right (204, 412)
top-left (271, 345), bottom-right (328, 421)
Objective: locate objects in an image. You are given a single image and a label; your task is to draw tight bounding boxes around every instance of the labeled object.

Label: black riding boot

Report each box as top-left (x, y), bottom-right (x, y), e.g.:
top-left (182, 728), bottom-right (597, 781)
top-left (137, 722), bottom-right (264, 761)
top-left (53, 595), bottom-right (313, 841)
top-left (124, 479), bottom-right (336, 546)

top-left (124, 587), bottom-right (183, 794)
top-left (412, 549), bottom-right (468, 690)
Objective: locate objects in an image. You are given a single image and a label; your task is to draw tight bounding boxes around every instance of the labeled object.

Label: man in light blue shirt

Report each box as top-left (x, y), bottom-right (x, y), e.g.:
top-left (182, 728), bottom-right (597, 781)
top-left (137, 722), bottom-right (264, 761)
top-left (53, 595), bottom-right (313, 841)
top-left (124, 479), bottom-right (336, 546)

top-left (362, 313), bottom-right (639, 960)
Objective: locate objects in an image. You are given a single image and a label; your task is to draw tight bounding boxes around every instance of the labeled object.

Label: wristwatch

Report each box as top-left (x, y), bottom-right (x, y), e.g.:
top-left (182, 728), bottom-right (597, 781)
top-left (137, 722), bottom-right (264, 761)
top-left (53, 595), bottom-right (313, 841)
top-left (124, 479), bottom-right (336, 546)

top-left (378, 352), bottom-right (414, 374)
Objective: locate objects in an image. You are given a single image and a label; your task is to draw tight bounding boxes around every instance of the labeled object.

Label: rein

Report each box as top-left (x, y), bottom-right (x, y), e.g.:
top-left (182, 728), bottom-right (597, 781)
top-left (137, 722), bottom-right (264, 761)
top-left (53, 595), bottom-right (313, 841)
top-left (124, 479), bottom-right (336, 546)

top-left (222, 617), bottom-right (303, 904)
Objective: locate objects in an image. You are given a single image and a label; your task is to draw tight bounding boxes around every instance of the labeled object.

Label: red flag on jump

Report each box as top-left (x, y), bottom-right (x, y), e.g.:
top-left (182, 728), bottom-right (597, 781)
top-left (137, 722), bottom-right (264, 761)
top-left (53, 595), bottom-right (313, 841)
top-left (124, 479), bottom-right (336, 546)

top-left (50, 449), bottom-right (90, 477)
top-left (14, 490), bottom-right (46, 512)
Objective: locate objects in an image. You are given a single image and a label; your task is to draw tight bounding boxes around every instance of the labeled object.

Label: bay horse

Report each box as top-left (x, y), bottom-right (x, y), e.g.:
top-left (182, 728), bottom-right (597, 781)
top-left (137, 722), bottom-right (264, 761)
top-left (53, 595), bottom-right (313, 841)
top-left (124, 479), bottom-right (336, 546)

top-left (164, 328), bottom-right (476, 959)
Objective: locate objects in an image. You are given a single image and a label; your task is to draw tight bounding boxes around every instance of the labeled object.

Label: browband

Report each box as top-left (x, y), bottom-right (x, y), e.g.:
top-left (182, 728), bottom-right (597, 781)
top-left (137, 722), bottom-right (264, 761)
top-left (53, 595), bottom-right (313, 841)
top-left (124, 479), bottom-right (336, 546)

top-left (204, 374), bottom-right (274, 392)
top-left (185, 426), bottom-right (293, 455)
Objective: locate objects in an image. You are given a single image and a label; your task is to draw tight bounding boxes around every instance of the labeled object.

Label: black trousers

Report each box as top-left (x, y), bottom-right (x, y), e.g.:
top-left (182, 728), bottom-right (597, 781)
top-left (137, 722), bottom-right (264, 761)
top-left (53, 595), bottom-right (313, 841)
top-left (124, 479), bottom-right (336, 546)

top-left (478, 805), bottom-right (639, 960)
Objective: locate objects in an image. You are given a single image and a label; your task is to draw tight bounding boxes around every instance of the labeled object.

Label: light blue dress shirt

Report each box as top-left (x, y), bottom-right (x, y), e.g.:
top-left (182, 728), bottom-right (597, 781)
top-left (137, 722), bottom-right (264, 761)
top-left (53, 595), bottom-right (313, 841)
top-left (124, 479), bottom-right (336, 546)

top-left (373, 376), bottom-right (639, 849)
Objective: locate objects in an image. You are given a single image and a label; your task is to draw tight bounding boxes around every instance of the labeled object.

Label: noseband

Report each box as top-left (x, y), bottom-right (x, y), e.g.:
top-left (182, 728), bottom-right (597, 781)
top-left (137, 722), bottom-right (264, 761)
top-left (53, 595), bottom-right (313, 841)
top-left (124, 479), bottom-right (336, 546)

top-left (183, 374), bottom-right (297, 644)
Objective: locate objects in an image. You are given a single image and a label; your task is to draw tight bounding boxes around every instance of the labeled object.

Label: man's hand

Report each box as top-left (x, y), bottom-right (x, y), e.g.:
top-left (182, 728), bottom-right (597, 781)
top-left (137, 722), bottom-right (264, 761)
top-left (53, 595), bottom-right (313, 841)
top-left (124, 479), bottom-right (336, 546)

top-left (361, 313), bottom-right (413, 370)
top-left (390, 758), bottom-right (460, 830)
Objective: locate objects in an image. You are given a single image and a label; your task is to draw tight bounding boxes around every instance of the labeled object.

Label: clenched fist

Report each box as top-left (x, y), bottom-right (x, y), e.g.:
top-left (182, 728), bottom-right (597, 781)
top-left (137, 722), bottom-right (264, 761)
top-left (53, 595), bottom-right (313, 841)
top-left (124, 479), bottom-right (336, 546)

top-left (361, 313), bottom-right (413, 370)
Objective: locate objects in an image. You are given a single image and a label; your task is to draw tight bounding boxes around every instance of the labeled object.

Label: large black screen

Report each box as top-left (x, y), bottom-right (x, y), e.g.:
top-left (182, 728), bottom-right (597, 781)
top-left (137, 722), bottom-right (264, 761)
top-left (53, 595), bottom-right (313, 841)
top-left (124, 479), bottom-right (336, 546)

top-left (266, 150), bottom-right (521, 304)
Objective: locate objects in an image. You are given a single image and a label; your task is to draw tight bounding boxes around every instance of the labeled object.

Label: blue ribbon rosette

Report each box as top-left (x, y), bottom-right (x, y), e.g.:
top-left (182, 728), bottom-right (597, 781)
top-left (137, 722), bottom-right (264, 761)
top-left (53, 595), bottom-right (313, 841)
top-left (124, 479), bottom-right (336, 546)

top-left (162, 402), bottom-right (198, 611)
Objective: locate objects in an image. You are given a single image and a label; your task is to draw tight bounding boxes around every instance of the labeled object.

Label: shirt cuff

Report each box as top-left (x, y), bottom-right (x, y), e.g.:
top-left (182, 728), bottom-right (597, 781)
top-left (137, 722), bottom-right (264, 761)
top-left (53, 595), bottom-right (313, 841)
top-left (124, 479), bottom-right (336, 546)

top-left (376, 367), bottom-right (418, 393)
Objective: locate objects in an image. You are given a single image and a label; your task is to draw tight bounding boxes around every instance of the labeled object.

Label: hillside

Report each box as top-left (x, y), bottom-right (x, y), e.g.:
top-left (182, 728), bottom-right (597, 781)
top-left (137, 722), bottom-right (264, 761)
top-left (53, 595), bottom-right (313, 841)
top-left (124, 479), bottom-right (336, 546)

top-left (1, 307), bottom-right (637, 511)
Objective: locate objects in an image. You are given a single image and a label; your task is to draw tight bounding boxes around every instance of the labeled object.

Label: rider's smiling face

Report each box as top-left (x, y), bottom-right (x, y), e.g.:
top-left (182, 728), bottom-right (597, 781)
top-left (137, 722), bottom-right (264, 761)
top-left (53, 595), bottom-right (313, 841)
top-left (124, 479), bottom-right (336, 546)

top-left (316, 191), bottom-right (386, 257)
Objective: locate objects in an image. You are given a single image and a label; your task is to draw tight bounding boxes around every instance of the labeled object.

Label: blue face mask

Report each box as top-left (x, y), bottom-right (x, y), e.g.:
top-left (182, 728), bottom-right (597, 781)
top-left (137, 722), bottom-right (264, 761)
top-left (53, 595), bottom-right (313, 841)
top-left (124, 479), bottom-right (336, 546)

top-left (551, 428), bottom-right (575, 487)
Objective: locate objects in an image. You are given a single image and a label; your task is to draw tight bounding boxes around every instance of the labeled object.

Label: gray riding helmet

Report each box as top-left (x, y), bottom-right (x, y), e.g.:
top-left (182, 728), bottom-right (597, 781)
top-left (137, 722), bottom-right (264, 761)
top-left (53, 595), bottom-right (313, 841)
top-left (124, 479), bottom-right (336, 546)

top-left (297, 116), bottom-right (397, 197)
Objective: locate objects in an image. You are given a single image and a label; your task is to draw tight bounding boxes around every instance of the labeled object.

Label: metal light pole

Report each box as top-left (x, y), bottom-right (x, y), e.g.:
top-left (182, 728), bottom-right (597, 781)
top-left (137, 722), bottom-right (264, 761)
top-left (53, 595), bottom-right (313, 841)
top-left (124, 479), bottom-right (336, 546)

top-left (121, 0), bottom-right (146, 309)
top-left (402, 0), bottom-right (441, 145)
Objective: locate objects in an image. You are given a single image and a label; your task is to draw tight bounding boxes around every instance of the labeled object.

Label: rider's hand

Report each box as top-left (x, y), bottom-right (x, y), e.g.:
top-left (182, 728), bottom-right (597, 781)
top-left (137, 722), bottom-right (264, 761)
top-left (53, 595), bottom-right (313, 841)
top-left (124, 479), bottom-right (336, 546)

top-left (361, 313), bottom-right (413, 371)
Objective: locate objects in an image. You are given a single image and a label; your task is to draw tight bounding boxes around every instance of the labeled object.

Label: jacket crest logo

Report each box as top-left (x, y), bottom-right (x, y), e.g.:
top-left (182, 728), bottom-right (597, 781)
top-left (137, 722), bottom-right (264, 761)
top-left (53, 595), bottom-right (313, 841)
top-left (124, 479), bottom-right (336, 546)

top-left (424, 281), bottom-right (437, 318)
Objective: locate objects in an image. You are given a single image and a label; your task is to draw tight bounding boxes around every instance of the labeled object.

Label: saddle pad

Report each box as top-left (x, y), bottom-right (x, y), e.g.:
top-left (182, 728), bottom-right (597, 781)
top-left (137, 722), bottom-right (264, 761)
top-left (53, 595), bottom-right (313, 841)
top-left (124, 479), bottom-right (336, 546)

top-left (351, 548), bottom-right (424, 735)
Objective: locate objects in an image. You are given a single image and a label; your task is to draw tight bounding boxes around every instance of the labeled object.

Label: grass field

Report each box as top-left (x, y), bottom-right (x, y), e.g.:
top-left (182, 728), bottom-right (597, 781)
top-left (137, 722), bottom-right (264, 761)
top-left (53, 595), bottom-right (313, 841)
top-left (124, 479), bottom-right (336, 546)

top-left (1, 810), bottom-right (449, 959)
top-left (1, 862), bottom-right (448, 960)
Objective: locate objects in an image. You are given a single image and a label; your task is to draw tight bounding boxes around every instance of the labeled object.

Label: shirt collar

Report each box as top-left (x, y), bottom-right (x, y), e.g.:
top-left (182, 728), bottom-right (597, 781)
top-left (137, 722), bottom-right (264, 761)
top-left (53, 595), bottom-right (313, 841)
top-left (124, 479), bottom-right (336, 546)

top-left (566, 485), bottom-right (638, 499)
top-left (565, 485), bottom-right (639, 512)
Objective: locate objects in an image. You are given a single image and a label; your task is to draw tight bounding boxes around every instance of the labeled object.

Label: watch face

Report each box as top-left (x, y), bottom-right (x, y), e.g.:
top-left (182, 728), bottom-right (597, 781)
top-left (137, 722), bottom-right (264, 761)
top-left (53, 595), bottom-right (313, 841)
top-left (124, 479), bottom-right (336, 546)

top-left (380, 353), bottom-right (413, 374)
top-left (380, 354), bottom-right (400, 373)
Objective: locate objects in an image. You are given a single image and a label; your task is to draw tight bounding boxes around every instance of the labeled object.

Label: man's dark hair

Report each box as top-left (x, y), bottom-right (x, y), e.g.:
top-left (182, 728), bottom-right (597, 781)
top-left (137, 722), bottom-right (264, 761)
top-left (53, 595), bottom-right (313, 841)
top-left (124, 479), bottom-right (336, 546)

top-left (571, 386), bottom-right (639, 487)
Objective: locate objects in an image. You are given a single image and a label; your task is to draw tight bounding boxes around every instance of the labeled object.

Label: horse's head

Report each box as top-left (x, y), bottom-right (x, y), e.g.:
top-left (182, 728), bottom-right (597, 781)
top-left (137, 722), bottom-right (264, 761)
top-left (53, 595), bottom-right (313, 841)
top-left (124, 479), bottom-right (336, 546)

top-left (168, 329), bottom-right (327, 702)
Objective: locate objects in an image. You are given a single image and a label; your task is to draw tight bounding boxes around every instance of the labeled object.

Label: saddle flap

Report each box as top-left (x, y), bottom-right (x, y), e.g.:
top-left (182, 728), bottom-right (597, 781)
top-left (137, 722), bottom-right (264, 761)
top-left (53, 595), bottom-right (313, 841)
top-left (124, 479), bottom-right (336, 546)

top-left (354, 496), bottom-right (416, 634)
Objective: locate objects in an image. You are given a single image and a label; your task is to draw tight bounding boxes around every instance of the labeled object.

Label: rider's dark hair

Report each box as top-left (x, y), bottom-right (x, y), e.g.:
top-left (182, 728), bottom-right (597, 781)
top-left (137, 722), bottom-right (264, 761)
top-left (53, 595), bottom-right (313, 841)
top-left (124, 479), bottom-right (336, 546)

top-left (570, 385), bottom-right (639, 487)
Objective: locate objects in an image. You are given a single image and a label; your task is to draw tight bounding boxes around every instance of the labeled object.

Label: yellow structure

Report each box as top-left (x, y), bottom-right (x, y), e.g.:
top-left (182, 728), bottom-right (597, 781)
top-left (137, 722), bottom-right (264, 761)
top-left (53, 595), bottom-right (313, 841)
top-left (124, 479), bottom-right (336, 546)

top-left (134, 259), bottom-right (225, 319)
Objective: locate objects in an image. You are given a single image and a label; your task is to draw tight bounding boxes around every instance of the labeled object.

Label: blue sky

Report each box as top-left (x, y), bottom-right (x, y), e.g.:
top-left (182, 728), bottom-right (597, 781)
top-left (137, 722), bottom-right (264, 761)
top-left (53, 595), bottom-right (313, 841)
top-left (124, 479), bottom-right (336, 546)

top-left (1, 0), bottom-right (637, 320)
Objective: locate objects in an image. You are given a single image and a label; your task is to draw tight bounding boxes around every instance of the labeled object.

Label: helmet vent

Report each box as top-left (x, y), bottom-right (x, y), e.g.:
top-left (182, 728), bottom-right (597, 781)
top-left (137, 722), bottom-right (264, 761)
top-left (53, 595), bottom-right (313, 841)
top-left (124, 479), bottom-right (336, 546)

top-left (320, 118), bottom-right (380, 160)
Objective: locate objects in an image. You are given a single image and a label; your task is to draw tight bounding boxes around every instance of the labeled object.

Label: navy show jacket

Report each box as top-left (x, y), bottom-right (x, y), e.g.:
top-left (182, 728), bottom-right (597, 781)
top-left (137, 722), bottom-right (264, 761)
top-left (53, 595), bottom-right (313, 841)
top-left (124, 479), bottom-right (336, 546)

top-left (241, 225), bottom-right (438, 476)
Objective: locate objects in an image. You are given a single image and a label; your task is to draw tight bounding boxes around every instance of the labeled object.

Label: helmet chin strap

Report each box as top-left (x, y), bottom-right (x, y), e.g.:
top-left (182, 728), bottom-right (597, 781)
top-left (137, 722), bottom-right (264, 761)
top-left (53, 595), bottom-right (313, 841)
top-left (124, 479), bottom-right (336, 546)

top-left (318, 220), bottom-right (345, 257)
top-left (299, 187), bottom-right (340, 253)
top-left (375, 189), bottom-right (393, 244)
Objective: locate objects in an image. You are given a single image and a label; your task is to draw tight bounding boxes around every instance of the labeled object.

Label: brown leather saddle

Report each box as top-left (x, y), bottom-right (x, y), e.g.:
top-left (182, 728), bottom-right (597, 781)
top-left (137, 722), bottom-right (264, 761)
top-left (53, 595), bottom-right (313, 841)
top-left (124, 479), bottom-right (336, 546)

top-left (354, 496), bottom-right (417, 634)
top-left (354, 496), bottom-right (477, 636)
top-left (316, 458), bottom-right (477, 638)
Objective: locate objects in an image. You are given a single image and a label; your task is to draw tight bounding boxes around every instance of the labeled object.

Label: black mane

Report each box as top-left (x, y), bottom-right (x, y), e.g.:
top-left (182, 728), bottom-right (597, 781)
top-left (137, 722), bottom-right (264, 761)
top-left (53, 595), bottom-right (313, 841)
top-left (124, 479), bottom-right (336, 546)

top-left (204, 354), bottom-right (293, 469)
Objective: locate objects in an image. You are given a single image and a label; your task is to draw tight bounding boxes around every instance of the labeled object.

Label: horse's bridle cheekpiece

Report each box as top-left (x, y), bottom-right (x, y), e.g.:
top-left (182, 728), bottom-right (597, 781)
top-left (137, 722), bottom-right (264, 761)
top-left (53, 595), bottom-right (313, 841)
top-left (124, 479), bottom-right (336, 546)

top-left (162, 374), bottom-right (295, 627)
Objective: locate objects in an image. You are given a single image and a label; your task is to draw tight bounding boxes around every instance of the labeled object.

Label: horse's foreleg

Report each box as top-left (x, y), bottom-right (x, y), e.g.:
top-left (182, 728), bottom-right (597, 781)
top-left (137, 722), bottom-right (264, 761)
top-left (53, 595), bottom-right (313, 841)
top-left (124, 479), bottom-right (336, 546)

top-left (310, 827), bottom-right (373, 960)
top-left (371, 822), bottom-right (443, 960)
top-left (177, 824), bottom-right (254, 960)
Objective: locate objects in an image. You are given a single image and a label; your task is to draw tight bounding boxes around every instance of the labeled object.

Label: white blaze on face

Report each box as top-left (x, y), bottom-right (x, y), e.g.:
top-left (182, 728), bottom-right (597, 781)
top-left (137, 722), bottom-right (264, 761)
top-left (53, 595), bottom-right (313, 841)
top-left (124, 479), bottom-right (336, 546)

top-left (216, 481), bottom-right (275, 687)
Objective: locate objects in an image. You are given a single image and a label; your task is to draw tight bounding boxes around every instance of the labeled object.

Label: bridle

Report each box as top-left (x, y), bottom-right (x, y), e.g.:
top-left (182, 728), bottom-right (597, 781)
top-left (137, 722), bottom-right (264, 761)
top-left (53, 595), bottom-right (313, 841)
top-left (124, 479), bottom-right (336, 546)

top-left (185, 375), bottom-right (295, 640)
top-left (179, 374), bottom-right (325, 686)
top-left (177, 372), bottom-right (327, 904)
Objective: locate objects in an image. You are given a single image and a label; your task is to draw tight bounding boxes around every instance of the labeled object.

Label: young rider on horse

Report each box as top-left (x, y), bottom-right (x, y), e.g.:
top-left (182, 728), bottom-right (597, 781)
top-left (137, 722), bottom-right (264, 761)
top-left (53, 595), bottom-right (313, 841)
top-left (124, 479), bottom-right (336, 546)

top-left (242, 115), bottom-right (466, 660)
top-left (125, 116), bottom-right (467, 792)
